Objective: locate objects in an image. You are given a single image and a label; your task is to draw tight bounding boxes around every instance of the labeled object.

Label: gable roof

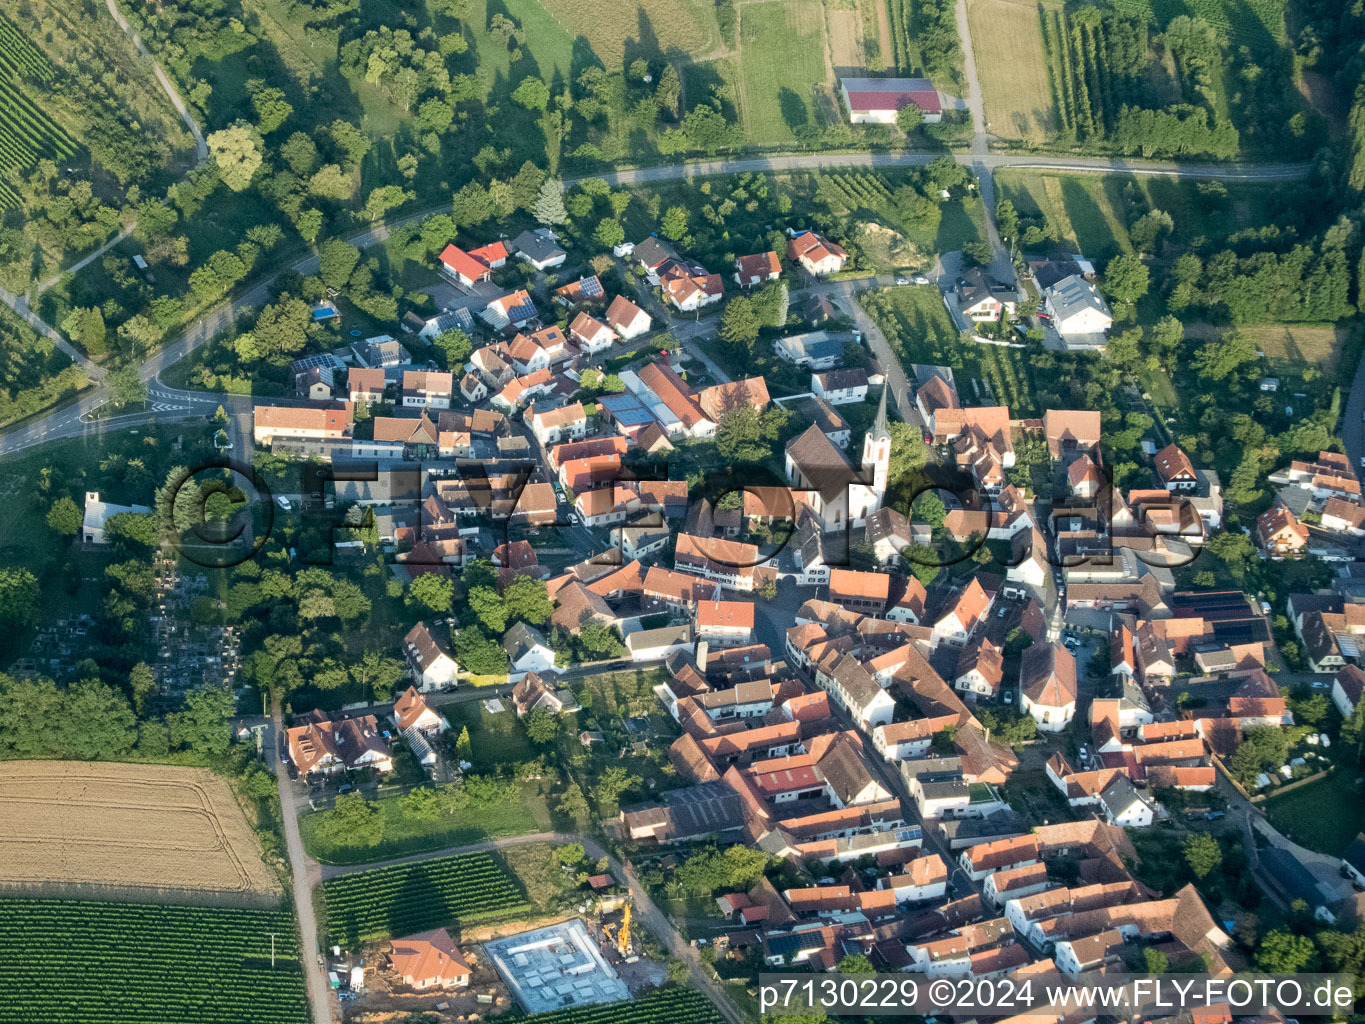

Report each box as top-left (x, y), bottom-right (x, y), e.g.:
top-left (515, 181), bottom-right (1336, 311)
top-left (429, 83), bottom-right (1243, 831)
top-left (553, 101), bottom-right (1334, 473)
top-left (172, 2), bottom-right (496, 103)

top-left (605, 294), bottom-right (648, 330)
top-left (735, 251), bottom-right (781, 280)
top-left (438, 244), bottom-right (489, 282)
top-left (1154, 443), bottom-right (1196, 482)
top-left (389, 928), bottom-right (471, 986)
top-left (1021, 642), bottom-right (1077, 707)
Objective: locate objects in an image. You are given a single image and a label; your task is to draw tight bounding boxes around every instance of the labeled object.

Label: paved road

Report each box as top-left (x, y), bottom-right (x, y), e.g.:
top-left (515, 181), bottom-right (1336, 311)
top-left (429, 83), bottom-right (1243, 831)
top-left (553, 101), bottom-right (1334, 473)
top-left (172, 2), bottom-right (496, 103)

top-left (0, 379), bottom-right (249, 456)
top-left (0, 148), bottom-right (1313, 456)
top-left (268, 712), bottom-right (333, 1024)
top-left (317, 827), bottom-right (746, 1024)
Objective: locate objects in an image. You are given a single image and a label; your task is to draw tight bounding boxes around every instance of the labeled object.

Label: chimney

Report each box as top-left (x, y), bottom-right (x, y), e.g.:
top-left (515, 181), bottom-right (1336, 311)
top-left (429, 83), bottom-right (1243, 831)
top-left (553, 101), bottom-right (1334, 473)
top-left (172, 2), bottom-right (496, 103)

top-left (696, 640), bottom-right (709, 673)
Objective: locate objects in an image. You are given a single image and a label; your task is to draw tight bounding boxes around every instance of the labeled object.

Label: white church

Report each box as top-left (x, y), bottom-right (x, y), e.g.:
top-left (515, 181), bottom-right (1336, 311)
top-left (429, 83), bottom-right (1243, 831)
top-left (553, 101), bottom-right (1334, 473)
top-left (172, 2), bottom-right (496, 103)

top-left (784, 388), bottom-right (891, 531)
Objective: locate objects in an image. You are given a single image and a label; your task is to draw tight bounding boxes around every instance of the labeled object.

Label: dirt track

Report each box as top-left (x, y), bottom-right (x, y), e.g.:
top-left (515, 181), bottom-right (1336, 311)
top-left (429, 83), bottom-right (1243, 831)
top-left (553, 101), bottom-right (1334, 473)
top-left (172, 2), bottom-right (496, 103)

top-left (0, 761), bottom-right (279, 898)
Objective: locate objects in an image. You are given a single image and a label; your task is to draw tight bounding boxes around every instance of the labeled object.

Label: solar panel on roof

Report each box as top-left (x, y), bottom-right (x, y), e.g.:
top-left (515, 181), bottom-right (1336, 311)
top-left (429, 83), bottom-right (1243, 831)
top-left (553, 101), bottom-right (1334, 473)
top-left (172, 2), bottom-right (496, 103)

top-left (580, 276), bottom-right (603, 298)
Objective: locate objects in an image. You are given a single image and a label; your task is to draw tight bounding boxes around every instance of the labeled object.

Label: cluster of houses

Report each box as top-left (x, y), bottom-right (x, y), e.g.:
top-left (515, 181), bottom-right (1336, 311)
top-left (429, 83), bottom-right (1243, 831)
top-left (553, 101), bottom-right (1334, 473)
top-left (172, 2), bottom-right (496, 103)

top-left (616, 611), bottom-right (1246, 977)
top-left (284, 686), bottom-right (450, 778)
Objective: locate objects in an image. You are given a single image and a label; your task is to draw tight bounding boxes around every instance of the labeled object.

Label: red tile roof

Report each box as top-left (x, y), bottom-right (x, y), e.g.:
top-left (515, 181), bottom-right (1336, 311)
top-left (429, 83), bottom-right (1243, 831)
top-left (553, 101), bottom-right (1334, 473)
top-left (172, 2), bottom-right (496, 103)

top-left (438, 244), bottom-right (488, 282)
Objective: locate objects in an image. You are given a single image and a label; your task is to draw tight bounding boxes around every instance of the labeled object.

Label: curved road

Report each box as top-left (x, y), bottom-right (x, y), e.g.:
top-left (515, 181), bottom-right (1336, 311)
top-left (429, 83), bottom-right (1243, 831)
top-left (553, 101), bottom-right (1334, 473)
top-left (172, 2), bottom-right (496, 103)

top-left (0, 149), bottom-right (1314, 457)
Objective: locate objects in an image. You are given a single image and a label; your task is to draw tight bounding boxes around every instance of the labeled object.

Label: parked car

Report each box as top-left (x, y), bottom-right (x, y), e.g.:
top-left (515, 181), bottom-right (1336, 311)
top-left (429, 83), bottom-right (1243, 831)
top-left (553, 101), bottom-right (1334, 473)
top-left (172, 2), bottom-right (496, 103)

top-left (912, 275), bottom-right (930, 285)
top-left (276, 496), bottom-right (292, 511)
top-left (895, 277), bottom-right (909, 285)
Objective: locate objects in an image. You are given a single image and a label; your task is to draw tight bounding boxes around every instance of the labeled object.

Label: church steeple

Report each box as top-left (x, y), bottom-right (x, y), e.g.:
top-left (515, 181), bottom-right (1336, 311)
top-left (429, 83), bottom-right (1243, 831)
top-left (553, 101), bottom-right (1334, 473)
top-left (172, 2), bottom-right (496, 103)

top-left (860, 385), bottom-right (892, 515)
top-left (871, 384), bottom-right (889, 441)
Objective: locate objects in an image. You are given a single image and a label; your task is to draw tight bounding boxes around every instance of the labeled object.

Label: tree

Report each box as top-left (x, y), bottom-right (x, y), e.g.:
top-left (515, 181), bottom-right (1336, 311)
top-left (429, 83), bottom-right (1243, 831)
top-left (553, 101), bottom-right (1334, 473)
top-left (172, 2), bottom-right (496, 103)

top-left (432, 328), bottom-right (472, 369)
top-left (660, 205), bottom-right (688, 241)
top-left (596, 764), bottom-right (640, 813)
top-left (127, 662), bottom-right (157, 715)
top-left (454, 725), bottom-right (472, 762)
top-left (355, 650), bottom-right (405, 702)
top-left (676, 844), bottom-right (768, 894)
top-left (995, 199), bottom-right (1020, 243)
top-left (665, 958), bottom-right (690, 985)
top-left (249, 84), bottom-right (293, 134)
top-left (317, 792), bottom-right (384, 849)
top-left (453, 628), bottom-right (507, 675)
top-left (319, 239), bottom-right (361, 290)
top-left (912, 491), bottom-right (947, 532)
top-left (532, 177), bottom-right (568, 225)
top-left (503, 575), bottom-right (552, 625)
top-left (168, 684), bottom-right (235, 754)
top-left (46, 496), bottom-right (81, 535)
top-left (1193, 330), bottom-right (1257, 382)
top-left (523, 706), bottom-right (561, 744)
top-left (896, 104), bottom-right (924, 133)
top-left (467, 585), bottom-right (507, 633)
top-left (62, 678), bottom-right (137, 759)
top-left (594, 218), bottom-right (625, 249)
top-left (62, 307), bottom-right (105, 354)
top-left (902, 546), bottom-right (940, 588)
top-left (579, 621), bottom-right (625, 657)
top-left (1255, 930), bottom-right (1319, 973)
top-left (103, 367), bottom-right (147, 409)
top-left (962, 240), bottom-right (993, 267)
top-left (207, 124), bottom-right (262, 191)
top-left (407, 574), bottom-right (454, 613)
top-left (400, 786), bottom-right (444, 821)
top-left (0, 568), bottom-right (38, 627)
top-left (556, 781), bottom-right (590, 822)
top-left (838, 953), bottom-right (876, 974)
top-left (1143, 947), bottom-right (1170, 974)
top-left (718, 296), bottom-right (761, 346)
top-left (1104, 252), bottom-right (1150, 305)
top-left (655, 63), bottom-right (681, 117)
top-left (512, 76), bottom-right (550, 111)
top-left (1183, 831), bottom-right (1222, 879)
top-left (1147, 315), bottom-right (1183, 364)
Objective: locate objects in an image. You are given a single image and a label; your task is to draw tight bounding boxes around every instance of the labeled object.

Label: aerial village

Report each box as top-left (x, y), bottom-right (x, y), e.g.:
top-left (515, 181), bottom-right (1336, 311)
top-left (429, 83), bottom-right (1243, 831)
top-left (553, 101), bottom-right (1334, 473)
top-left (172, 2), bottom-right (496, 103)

top-left (233, 222), bottom-right (1365, 1018)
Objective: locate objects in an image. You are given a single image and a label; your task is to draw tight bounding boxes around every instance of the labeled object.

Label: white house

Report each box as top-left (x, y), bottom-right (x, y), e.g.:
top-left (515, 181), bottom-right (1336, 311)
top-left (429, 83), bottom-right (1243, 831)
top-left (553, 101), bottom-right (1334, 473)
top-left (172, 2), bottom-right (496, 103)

top-left (1098, 776), bottom-right (1154, 828)
top-left (529, 402), bottom-right (588, 445)
top-left (605, 295), bottom-right (651, 339)
top-left (626, 624), bottom-right (694, 662)
top-left (812, 368), bottom-right (869, 406)
top-left (81, 491), bottom-right (152, 545)
top-left (1043, 275), bottom-right (1113, 340)
top-left (503, 622), bottom-right (558, 682)
top-left (568, 312), bottom-right (617, 354)
top-left (403, 622), bottom-right (459, 690)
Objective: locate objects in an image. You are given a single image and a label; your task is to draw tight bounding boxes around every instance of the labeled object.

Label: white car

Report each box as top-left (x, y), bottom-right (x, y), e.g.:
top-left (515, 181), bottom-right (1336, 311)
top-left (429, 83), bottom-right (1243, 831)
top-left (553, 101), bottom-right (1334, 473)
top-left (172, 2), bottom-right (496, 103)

top-left (912, 275), bottom-right (930, 285)
top-left (895, 277), bottom-right (909, 285)
top-left (276, 496), bottom-right (292, 511)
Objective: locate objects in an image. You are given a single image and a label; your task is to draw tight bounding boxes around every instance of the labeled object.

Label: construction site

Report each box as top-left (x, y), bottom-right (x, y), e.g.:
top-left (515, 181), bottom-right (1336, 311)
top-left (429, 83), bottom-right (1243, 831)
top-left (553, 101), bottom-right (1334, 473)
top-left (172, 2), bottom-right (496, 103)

top-left (484, 917), bottom-right (630, 1014)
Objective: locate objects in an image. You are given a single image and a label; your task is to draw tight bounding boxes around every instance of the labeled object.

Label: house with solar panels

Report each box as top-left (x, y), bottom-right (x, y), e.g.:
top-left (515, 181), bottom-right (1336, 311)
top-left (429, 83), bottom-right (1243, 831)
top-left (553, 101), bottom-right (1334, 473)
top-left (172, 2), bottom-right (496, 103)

top-left (554, 274), bottom-right (605, 307)
top-left (416, 306), bottom-right (474, 341)
top-left (839, 77), bottom-right (943, 123)
top-left (481, 289), bottom-right (540, 334)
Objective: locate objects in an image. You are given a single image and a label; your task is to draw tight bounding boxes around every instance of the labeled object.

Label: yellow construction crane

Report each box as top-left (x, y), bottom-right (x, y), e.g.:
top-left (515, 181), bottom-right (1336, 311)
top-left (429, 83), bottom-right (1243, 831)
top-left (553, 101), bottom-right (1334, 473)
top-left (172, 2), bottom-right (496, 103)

top-left (617, 902), bottom-right (631, 957)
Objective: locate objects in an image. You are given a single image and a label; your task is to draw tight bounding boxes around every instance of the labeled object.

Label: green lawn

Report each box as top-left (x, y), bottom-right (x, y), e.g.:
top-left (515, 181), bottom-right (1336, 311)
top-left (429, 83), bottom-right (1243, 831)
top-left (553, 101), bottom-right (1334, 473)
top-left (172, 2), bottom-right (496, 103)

top-left (737, 1), bottom-right (829, 146)
top-left (899, 196), bottom-right (987, 255)
top-left (443, 701), bottom-right (540, 773)
top-left (995, 170), bottom-right (1292, 262)
top-left (1265, 771), bottom-right (1365, 857)
top-left (299, 782), bottom-right (550, 865)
